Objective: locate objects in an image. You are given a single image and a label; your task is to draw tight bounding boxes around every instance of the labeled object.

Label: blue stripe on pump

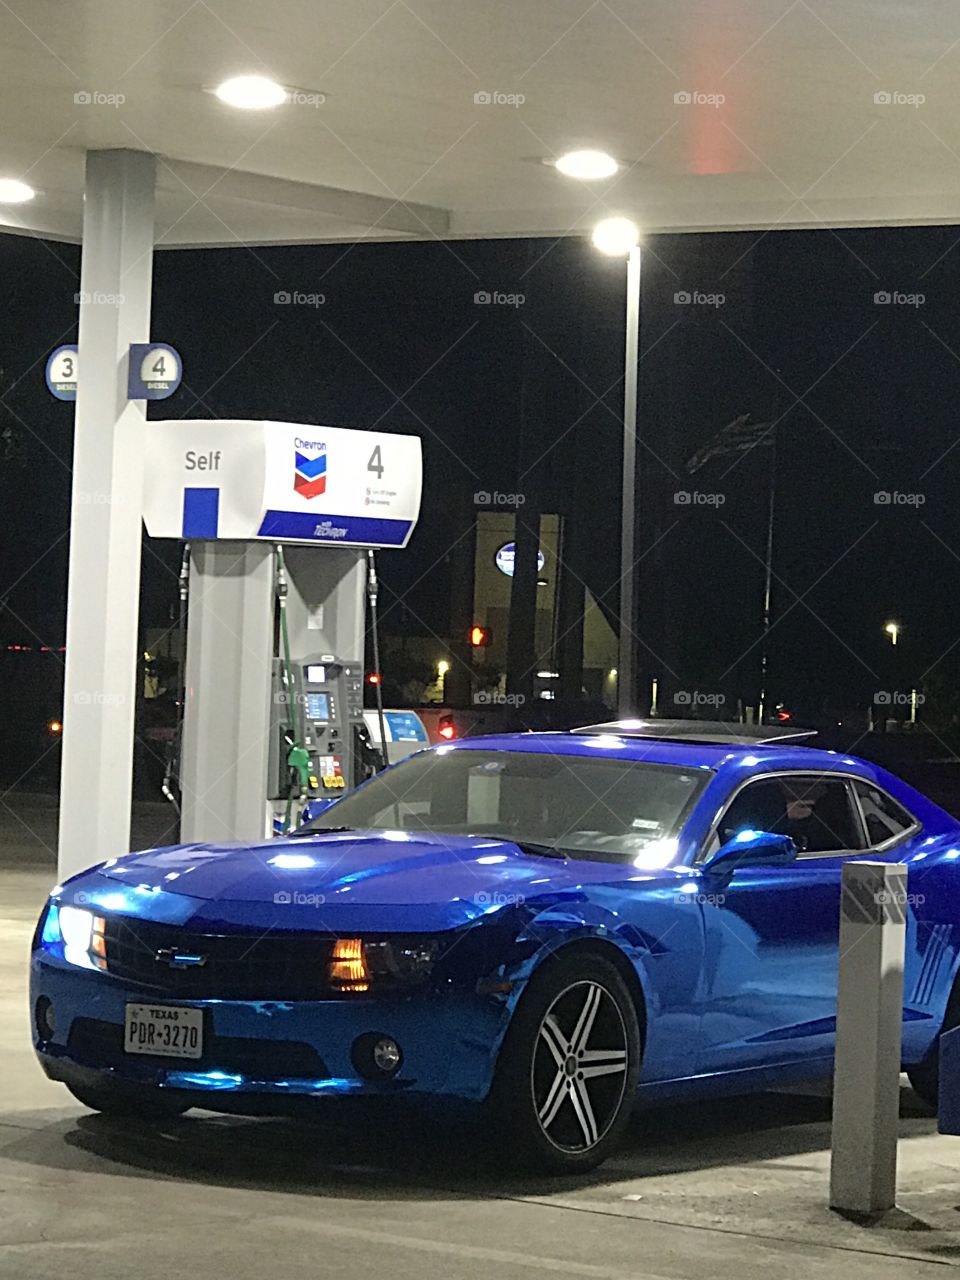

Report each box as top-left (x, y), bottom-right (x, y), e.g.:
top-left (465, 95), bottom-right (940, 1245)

top-left (182, 487), bottom-right (220, 538)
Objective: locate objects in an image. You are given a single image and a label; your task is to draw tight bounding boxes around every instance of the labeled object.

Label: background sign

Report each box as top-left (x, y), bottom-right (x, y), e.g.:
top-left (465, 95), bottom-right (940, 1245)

top-left (495, 541), bottom-right (546, 577)
top-left (142, 419), bottom-right (422, 549)
top-left (45, 345), bottom-right (78, 400)
top-left (128, 343), bottom-right (182, 400)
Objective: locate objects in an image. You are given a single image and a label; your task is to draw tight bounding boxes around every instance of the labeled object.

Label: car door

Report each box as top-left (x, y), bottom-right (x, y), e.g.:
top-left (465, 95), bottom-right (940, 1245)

top-left (696, 770), bottom-right (871, 1077)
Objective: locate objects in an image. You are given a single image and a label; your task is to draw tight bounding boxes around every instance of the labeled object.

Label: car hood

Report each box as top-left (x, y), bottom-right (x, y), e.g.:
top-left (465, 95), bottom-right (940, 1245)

top-left (77, 829), bottom-right (644, 933)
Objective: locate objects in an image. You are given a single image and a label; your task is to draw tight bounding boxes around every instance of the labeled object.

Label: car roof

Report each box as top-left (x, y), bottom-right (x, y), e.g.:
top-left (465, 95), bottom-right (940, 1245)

top-left (440, 729), bottom-right (864, 775)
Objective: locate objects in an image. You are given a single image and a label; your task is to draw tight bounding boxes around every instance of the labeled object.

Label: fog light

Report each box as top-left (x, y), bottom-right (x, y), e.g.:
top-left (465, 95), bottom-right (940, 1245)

top-left (352, 1032), bottom-right (403, 1080)
top-left (373, 1036), bottom-right (401, 1073)
top-left (35, 996), bottom-right (55, 1040)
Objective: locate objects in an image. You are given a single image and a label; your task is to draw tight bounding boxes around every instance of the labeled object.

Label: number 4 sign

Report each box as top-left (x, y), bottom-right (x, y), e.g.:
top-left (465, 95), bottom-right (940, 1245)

top-left (127, 343), bottom-right (183, 400)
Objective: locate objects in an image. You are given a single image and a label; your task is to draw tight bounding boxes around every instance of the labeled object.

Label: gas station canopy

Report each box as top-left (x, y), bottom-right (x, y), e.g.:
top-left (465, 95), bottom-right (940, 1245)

top-left (3, 0), bottom-right (960, 247)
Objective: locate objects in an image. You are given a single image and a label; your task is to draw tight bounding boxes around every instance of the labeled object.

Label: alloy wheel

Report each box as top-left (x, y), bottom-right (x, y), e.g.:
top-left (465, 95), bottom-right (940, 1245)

top-left (531, 979), bottom-right (629, 1152)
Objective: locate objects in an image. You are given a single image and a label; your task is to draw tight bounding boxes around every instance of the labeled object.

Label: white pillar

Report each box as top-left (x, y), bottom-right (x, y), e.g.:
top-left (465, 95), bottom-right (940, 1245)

top-left (283, 546), bottom-right (366, 661)
top-left (829, 860), bottom-right (907, 1215)
top-left (179, 543), bottom-right (275, 844)
top-left (58, 150), bottom-right (156, 878)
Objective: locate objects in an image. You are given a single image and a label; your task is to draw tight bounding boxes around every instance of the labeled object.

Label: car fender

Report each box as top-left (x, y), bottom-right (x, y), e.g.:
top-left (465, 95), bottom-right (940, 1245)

top-left (490, 895), bottom-right (702, 1084)
top-left (464, 922), bottom-right (644, 1094)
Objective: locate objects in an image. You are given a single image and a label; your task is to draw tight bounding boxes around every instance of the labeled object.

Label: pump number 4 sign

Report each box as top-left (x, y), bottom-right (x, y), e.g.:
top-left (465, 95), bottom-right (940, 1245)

top-left (367, 444), bottom-right (384, 478)
top-left (128, 343), bottom-right (183, 400)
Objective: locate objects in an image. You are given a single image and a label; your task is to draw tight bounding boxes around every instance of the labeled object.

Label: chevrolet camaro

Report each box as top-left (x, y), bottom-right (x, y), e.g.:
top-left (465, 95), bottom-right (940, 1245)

top-left (31, 721), bottom-right (960, 1173)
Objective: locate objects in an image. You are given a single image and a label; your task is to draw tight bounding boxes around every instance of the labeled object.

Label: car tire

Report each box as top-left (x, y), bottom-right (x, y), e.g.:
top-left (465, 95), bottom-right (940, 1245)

top-left (66, 1080), bottom-right (189, 1120)
top-left (488, 950), bottom-right (641, 1175)
top-left (907, 1056), bottom-right (938, 1109)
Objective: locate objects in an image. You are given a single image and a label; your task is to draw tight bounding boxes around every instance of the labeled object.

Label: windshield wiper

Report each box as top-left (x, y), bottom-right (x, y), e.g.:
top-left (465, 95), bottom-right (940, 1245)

top-left (289, 825), bottom-right (356, 838)
top-left (477, 835), bottom-right (568, 860)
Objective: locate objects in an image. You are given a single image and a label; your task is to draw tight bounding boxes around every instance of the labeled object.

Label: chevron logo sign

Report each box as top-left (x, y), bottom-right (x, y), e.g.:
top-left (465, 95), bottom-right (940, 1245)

top-left (294, 442), bottom-right (327, 499)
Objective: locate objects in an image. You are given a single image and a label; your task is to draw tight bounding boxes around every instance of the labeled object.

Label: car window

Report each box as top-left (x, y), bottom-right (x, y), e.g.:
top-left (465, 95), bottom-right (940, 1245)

top-left (715, 774), bottom-right (864, 855)
top-left (854, 781), bottom-right (917, 847)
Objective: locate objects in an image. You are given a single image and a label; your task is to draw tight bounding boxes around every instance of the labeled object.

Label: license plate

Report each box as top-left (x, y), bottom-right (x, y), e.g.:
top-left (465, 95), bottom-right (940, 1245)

top-left (123, 1003), bottom-right (203, 1059)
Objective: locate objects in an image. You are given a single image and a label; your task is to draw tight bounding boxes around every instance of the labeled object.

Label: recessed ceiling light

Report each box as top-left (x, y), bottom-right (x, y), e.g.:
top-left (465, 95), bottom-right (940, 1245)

top-left (591, 216), bottom-right (640, 256)
top-left (555, 149), bottom-right (619, 180)
top-left (214, 75), bottom-right (287, 110)
top-left (0, 179), bottom-right (35, 203)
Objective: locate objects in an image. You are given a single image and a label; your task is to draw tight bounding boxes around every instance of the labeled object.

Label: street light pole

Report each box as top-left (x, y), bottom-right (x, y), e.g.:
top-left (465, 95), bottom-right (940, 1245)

top-left (619, 244), bottom-right (641, 716)
top-left (757, 422), bottom-right (777, 725)
top-left (590, 217), bottom-right (642, 716)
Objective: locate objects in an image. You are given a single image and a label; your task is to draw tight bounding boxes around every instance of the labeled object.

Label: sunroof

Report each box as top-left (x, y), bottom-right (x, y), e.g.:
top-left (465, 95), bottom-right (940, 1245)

top-left (571, 719), bottom-right (817, 746)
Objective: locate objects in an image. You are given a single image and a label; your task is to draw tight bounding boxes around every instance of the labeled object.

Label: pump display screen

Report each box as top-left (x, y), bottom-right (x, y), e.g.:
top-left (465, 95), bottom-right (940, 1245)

top-left (305, 692), bottom-right (330, 722)
top-left (305, 664), bottom-right (326, 683)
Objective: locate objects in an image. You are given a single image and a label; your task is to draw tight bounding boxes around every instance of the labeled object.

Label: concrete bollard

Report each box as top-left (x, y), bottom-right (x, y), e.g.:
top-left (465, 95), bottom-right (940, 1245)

top-left (829, 860), bottom-right (906, 1215)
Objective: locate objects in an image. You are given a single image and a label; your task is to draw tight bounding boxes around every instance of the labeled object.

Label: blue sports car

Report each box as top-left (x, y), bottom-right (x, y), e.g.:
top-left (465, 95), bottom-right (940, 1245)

top-left (31, 721), bottom-right (960, 1173)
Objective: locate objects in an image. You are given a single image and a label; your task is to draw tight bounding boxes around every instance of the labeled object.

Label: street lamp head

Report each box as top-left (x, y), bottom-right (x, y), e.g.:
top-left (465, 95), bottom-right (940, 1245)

top-left (591, 216), bottom-right (640, 256)
top-left (884, 621), bottom-right (899, 644)
top-left (555, 149), bottom-right (619, 180)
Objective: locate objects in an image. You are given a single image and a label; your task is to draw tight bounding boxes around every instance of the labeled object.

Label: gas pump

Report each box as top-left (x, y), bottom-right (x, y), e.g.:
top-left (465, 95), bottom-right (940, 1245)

top-left (268, 651), bottom-right (366, 830)
top-left (141, 419), bottom-right (422, 844)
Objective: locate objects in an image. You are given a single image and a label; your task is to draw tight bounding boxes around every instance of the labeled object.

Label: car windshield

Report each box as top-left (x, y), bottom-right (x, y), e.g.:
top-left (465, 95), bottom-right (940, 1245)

top-left (303, 747), bottom-right (709, 863)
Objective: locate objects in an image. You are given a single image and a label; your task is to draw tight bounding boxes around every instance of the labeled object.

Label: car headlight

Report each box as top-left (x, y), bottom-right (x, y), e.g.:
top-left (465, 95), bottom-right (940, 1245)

top-left (58, 905), bottom-right (92, 950)
top-left (328, 937), bottom-right (439, 993)
top-left (52, 905), bottom-right (107, 970)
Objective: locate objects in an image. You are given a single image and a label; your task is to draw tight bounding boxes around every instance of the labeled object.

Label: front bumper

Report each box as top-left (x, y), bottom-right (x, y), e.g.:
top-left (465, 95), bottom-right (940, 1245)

top-left (31, 950), bottom-right (510, 1109)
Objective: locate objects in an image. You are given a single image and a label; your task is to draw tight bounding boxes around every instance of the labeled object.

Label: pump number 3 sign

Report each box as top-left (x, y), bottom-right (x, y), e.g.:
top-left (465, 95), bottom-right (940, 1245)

top-left (45, 345), bottom-right (79, 401)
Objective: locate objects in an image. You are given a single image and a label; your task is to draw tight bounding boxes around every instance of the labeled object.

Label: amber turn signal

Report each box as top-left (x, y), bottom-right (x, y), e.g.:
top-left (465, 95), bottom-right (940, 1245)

top-left (329, 937), bottom-right (370, 992)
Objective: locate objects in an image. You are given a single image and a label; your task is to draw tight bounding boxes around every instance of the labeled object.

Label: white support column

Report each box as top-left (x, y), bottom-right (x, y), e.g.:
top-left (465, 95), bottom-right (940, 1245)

top-left (282, 546), bottom-right (366, 662)
top-left (58, 149), bottom-right (156, 879)
top-left (829, 859), bottom-right (907, 1216)
top-left (179, 543), bottom-right (275, 844)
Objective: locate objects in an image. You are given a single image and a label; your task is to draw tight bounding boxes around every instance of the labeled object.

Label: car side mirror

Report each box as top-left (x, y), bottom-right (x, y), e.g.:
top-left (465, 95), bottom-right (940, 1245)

top-left (702, 829), bottom-right (798, 877)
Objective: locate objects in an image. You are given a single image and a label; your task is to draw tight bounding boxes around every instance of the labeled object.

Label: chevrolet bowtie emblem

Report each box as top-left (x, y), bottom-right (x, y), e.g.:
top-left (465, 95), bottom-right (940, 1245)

top-left (155, 948), bottom-right (208, 969)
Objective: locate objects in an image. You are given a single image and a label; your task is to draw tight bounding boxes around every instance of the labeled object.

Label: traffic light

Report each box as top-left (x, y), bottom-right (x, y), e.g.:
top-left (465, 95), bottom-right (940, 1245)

top-left (469, 624), bottom-right (491, 648)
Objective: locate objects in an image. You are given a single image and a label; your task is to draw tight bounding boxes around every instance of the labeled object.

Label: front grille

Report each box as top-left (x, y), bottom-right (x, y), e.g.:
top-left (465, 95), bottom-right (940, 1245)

top-left (103, 917), bottom-right (337, 999)
top-left (68, 1016), bottom-right (329, 1078)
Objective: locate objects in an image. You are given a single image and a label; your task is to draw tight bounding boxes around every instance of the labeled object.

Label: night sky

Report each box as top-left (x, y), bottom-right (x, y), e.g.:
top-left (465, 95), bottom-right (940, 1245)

top-left (2, 222), bottom-right (960, 729)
